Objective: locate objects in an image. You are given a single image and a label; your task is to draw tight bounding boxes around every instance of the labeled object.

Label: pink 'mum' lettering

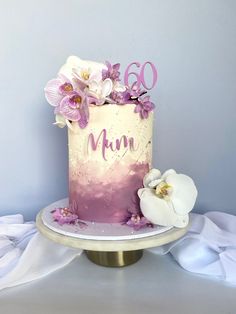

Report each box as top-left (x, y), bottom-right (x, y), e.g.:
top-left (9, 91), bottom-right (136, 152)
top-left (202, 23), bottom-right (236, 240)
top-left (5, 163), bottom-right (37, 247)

top-left (88, 129), bottom-right (137, 160)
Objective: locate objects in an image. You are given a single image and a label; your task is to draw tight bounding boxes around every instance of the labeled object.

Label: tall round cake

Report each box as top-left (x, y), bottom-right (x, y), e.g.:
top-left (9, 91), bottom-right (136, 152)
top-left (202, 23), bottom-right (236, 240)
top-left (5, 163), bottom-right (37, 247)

top-left (45, 56), bottom-right (197, 230)
top-left (45, 56), bottom-right (156, 227)
top-left (68, 104), bottom-right (153, 223)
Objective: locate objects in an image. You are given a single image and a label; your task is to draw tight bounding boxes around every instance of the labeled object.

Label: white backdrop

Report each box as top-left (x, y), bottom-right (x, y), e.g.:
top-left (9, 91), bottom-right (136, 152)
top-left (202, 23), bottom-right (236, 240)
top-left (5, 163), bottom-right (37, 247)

top-left (0, 0), bottom-right (235, 219)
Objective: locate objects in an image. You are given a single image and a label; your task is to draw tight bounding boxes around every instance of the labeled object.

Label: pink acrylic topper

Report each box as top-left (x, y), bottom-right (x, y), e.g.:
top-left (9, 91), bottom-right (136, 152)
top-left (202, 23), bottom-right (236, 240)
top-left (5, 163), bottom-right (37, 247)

top-left (124, 62), bottom-right (158, 90)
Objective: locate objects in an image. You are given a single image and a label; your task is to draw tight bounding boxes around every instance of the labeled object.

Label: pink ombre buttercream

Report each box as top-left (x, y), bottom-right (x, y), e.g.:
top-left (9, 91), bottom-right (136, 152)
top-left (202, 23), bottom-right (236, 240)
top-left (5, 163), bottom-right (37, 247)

top-left (69, 163), bottom-right (149, 223)
top-left (68, 104), bottom-right (153, 223)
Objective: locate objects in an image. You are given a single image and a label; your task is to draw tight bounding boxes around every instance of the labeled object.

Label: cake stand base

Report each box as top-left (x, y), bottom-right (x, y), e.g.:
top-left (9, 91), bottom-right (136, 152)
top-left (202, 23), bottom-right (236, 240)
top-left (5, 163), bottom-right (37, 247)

top-left (36, 201), bottom-right (188, 268)
top-left (85, 250), bottom-right (143, 267)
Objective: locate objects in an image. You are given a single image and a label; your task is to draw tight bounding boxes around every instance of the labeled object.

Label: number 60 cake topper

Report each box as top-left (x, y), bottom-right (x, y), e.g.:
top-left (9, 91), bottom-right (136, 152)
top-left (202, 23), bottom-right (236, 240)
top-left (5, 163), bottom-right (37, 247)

top-left (124, 62), bottom-right (158, 90)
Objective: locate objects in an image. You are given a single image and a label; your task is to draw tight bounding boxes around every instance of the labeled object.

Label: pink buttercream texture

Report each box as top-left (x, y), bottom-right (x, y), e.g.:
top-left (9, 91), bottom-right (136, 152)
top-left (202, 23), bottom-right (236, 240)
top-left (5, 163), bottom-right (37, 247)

top-left (69, 163), bottom-right (149, 223)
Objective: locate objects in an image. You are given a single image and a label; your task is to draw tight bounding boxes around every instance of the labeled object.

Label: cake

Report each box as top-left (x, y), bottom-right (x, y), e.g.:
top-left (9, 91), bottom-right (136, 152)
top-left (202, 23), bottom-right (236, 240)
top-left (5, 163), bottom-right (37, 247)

top-left (68, 103), bottom-right (153, 223)
top-left (45, 56), bottom-right (197, 229)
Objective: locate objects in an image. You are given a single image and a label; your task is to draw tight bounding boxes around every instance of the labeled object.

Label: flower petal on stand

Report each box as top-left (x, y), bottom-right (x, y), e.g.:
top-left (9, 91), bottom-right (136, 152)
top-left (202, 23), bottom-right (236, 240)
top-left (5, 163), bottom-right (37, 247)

top-left (166, 173), bottom-right (198, 215)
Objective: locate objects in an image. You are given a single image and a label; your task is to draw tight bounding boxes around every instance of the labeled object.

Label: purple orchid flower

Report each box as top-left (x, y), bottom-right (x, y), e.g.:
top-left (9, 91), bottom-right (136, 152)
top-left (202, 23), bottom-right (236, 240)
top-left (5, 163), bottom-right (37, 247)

top-left (134, 95), bottom-right (155, 119)
top-left (59, 91), bottom-right (84, 121)
top-left (52, 207), bottom-right (79, 225)
top-left (44, 74), bottom-right (74, 107)
top-left (102, 61), bottom-right (121, 81)
top-left (59, 89), bottom-right (92, 128)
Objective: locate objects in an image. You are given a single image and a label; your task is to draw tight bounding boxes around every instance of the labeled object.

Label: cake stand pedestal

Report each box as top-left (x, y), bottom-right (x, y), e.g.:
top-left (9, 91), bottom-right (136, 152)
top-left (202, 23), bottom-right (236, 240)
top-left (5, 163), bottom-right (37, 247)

top-left (36, 201), bottom-right (188, 267)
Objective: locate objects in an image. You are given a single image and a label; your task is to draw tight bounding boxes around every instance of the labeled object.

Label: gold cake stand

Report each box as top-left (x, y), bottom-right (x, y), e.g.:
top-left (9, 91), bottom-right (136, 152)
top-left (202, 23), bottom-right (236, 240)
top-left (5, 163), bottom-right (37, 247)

top-left (36, 210), bottom-right (188, 267)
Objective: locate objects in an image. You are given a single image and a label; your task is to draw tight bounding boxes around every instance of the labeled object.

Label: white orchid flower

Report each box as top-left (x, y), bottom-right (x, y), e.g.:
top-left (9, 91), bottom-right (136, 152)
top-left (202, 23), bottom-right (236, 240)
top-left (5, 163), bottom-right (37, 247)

top-left (72, 66), bottom-right (103, 87)
top-left (138, 169), bottom-right (198, 228)
top-left (59, 56), bottom-right (106, 82)
top-left (89, 78), bottom-right (113, 105)
top-left (53, 114), bottom-right (73, 130)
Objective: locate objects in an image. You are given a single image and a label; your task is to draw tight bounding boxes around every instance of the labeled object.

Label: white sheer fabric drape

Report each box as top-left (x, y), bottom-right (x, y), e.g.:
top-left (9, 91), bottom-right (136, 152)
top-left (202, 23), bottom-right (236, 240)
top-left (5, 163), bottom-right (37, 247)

top-left (149, 212), bottom-right (236, 284)
top-left (0, 215), bottom-right (81, 291)
top-left (0, 211), bottom-right (235, 291)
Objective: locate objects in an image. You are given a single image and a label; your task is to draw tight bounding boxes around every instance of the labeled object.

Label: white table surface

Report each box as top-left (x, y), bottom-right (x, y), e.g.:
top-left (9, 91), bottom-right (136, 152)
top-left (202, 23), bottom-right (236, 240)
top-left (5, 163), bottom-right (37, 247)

top-left (0, 251), bottom-right (236, 314)
top-left (0, 251), bottom-right (235, 314)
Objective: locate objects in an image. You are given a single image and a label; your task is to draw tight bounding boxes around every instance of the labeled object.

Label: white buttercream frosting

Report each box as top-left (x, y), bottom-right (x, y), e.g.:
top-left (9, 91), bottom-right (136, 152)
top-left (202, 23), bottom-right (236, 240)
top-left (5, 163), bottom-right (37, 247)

top-left (68, 104), bottom-right (153, 184)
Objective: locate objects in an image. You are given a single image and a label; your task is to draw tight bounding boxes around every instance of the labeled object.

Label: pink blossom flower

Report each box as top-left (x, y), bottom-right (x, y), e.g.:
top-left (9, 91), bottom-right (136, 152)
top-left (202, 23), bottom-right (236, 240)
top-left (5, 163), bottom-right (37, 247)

top-left (134, 95), bottom-right (155, 119)
top-left (109, 83), bottom-right (147, 105)
top-left (102, 61), bottom-right (121, 81)
top-left (110, 90), bottom-right (131, 104)
top-left (51, 207), bottom-right (78, 225)
top-left (126, 213), bottom-right (153, 230)
top-left (127, 82), bottom-right (146, 100)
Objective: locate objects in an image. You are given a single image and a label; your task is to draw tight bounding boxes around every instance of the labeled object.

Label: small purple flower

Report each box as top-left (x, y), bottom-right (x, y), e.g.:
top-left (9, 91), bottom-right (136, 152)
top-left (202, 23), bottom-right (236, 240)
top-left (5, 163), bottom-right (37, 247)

top-left (52, 207), bottom-right (79, 225)
top-left (126, 213), bottom-right (153, 231)
top-left (110, 90), bottom-right (130, 104)
top-left (109, 83), bottom-right (148, 105)
top-left (102, 61), bottom-right (121, 81)
top-left (134, 95), bottom-right (155, 119)
top-left (127, 82), bottom-right (146, 100)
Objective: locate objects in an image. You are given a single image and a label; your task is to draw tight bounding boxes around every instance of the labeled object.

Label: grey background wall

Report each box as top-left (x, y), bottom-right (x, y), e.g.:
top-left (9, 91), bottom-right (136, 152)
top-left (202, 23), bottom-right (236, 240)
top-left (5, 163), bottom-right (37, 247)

top-left (0, 0), bottom-right (235, 220)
